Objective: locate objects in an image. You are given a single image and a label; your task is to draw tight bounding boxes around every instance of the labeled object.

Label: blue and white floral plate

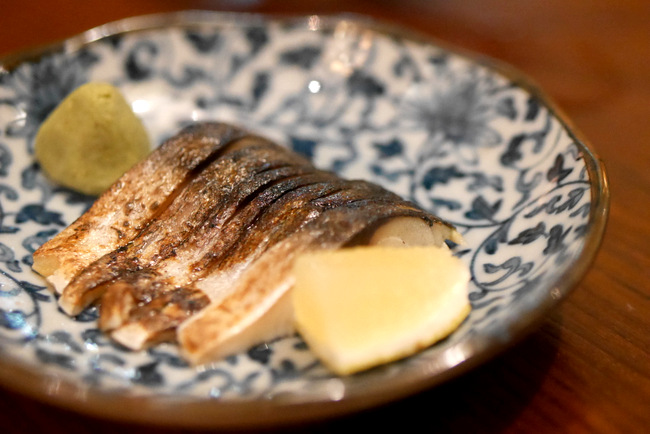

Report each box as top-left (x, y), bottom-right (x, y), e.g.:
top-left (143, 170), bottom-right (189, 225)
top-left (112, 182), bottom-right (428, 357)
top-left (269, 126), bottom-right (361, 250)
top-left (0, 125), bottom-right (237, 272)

top-left (0, 11), bottom-right (608, 429)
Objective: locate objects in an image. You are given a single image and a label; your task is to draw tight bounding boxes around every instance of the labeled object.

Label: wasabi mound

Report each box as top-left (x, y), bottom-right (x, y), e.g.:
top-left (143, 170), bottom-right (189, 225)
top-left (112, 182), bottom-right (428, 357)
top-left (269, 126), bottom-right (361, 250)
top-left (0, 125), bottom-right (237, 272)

top-left (35, 82), bottom-right (150, 195)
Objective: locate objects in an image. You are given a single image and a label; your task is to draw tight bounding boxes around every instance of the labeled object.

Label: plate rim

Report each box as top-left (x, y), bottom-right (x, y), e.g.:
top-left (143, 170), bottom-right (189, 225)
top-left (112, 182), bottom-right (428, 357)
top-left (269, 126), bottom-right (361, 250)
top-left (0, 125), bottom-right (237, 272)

top-left (0, 10), bottom-right (610, 429)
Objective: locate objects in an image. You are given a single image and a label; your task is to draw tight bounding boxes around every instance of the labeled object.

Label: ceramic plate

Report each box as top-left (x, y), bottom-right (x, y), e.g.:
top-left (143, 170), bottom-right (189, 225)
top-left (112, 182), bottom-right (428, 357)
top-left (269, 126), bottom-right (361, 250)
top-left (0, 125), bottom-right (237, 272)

top-left (0, 11), bottom-right (608, 429)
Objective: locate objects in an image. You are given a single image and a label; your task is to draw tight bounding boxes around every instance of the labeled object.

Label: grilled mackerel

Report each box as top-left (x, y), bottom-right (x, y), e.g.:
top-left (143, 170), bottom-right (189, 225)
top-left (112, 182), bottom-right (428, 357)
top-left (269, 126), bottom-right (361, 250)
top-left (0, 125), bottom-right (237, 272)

top-left (32, 122), bottom-right (461, 365)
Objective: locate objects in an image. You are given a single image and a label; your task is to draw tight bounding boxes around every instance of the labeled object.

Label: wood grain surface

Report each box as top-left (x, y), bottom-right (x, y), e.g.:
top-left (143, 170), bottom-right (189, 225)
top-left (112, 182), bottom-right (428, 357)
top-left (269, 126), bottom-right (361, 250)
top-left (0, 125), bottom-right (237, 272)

top-left (1, 1), bottom-right (648, 433)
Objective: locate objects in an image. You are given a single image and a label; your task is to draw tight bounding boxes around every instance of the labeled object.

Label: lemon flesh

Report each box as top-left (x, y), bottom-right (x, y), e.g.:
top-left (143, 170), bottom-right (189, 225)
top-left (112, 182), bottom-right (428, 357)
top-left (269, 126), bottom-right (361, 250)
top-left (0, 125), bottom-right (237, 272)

top-left (34, 82), bottom-right (150, 196)
top-left (292, 246), bottom-right (470, 375)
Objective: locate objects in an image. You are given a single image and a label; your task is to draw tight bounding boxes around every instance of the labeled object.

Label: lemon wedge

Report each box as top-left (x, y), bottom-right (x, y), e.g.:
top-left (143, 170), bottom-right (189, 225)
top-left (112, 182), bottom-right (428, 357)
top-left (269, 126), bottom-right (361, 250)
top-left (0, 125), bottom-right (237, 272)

top-left (292, 245), bottom-right (470, 375)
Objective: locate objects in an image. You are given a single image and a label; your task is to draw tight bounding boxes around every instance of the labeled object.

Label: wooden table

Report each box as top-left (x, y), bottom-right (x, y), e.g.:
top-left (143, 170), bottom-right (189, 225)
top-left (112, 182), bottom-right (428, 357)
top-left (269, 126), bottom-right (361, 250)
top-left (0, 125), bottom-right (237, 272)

top-left (1, 1), bottom-right (648, 432)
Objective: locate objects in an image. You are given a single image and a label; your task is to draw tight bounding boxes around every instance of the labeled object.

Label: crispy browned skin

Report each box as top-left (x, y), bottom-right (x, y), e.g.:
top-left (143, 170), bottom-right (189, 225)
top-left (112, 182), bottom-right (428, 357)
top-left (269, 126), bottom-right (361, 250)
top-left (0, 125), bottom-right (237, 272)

top-left (32, 123), bottom-right (247, 295)
top-left (37, 121), bottom-right (456, 358)
top-left (58, 138), bottom-right (318, 315)
top-left (98, 172), bottom-right (348, 348)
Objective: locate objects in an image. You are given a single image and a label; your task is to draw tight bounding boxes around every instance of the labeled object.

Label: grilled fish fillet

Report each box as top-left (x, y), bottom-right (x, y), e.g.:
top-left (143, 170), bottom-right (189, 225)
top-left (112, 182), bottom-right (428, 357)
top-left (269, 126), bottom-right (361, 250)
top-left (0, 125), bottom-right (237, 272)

top-left (33, 121), bottom-right (461, 364)
top-left (32, 123), bottom-right (246, 294)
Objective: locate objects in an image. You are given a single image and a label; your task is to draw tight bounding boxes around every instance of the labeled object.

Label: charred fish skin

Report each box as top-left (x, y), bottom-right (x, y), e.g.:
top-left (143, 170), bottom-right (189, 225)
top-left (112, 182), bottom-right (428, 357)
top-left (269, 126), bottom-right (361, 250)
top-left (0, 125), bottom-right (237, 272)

top-left (105, 173), bottom-right (351, 348)
top-left (32, 122), bottom-right (247, 294)
top-left (95, 135), bottom-right (340, 347)
top-left (58, 138), bottom-right (321, 316)
top-left (95, 147), bottom-right (338, 346)
top-left (108, 284), bottom-right (210, 350)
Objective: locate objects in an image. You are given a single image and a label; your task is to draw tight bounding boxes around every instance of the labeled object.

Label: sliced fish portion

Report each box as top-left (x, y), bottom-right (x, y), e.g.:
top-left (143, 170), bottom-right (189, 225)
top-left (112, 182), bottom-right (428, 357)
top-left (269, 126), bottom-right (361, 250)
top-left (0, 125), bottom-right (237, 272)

top-left (57, 138), bottom-right (313, 315)
top-left (32, 122), bottom-right (246, 294)
top-left (35, 121), bottom-right (461, 364)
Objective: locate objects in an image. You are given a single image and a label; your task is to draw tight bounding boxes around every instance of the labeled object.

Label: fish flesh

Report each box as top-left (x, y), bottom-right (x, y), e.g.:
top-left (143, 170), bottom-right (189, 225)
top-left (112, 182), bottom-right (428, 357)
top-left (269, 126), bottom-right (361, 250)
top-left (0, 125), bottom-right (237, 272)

top-left (33, 122), bottom-right (461, 364)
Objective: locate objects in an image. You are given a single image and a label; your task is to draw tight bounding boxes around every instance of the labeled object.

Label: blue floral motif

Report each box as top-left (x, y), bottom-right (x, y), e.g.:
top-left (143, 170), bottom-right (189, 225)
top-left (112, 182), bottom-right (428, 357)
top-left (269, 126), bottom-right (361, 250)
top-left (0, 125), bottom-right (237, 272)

top-left (0, 270), bottom-right (47, 343)
top-left (280, 46), bottom-right (322, 69)
top-left (15, 204), bottom-right (65, 226)
top-left (0, 242), bottom-right (21, 272)
top-left (401, 68), bottom-right (502, 162)
top-left (0, 142), bottom-right (12, 176)
top-left (2, 50), bottom-right (97, 144)
top-left (125, 40), bottom-right (159, 81)
top-left (185, 29), bottom-right (221, 53)
top-left (35, 347), bottom-right (77, 370)
top-left (0, 14), bottom-right (604, 403)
